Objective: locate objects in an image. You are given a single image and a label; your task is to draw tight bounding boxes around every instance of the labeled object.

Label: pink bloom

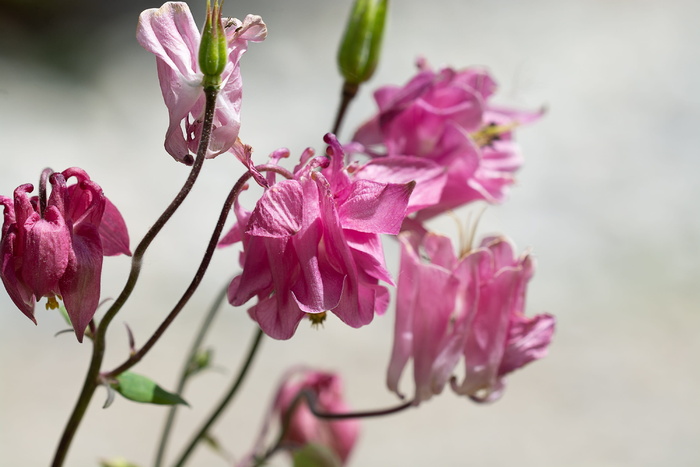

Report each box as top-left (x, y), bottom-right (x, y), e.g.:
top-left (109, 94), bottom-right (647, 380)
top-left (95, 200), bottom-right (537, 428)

top-left (387, 232), bottom-right (554, 404)
top-left (0, 168), bottom-right (130, 341)
top-left (353, 59), bottom-right (542, 221)
top-left (274, 369), bottom-right (359, 464)
top-left (137, 2), bottom-right (266, 164)
top-left (221, 134), bottom-right (414, 339)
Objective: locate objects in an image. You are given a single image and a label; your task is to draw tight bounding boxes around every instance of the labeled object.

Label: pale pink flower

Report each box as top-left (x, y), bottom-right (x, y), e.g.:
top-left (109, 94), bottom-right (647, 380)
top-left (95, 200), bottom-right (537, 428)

top-left (274, 369), bottom-right (359, 464)
top-left (353, 59), bottom-right (542, 221)
top-left (0, 168), bottom-right (130, 341)
top-left (220, 134), bottom-right (414, 339)
top-left (137, 2), bottom-right (266, 164)
top-left (387, 232), bottom-right (554, 404)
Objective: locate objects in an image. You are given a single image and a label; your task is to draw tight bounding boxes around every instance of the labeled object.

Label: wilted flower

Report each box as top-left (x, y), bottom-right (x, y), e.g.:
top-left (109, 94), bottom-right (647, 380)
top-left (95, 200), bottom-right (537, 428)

top-left (387, 231), bottom-right (554, 404)
top-left (220, 134), bottom-right (414, 339)
top-left (137, 2), bottom-right (266, 164)
top-left (0, 168), bottom-right (130, 342)
top-left (274, 369), bottom-right (359, 464)
top-left (353, 59), bottom-right (542, 221)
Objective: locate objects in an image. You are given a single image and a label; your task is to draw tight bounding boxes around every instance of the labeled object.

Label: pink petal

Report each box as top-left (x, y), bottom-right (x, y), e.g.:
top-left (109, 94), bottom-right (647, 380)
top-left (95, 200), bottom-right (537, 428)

top-left (355, 156), bottom-right (447, 213)
top-left (21, 206), bottom-right (70, 298)
top-left (247, 180), bottom-right (303, 237)
top-left (59, 223), bottom-right (103, 342)
top-left (337, 179), bottom-right (414, 235)
top-left (99, 198), bottom-right (131, 256)
top-left (1, 229), bottom-right (36, 322)
top-left (499, 313), bottom-right (556, 376)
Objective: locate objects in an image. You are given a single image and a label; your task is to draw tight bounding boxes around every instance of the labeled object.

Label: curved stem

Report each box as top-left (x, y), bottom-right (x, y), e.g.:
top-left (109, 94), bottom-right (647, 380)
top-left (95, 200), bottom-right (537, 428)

top-left (50, 87), bottom-right (219, 467)
top-left (331, 80), bottom-right (359, 136)
top-left (303, 390), bottom-right (414, 419)
top-left (153, 282), bottom-right (230, 467)
top-left (173, 328), bottom-right (265, 467)
top-left (103, 164), bottom-right (291, 378)
top-left (255, 390), bottom-right (413, 466)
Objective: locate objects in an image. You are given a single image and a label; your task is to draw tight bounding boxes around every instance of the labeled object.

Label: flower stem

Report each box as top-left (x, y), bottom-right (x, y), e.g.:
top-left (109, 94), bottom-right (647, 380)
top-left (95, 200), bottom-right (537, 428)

top-left (173, 328), bottom-right (265, 467)
top-left (256, 390), bottom-right (413, 465)
top-left (50, 87), bottom-right (219, 467)
top-left (331, 80), bottom-right (359, 136)
top-left (153, 281), bottom-right (230, 467)
top-left (303, 389), bottom-right (414, 419)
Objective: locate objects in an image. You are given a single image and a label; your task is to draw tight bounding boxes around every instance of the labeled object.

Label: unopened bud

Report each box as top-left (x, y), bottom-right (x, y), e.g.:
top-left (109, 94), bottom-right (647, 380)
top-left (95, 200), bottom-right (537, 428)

top-left (337, 0), bottom-right (388, 85)
top-left (199, 0), bottom-right (227, 89)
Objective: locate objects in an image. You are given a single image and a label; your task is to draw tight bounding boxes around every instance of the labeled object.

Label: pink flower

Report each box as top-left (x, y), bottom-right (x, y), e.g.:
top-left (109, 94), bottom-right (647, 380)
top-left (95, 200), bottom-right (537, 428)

top-left (274, 369), bottom-right (359, 464)
top-left (221, 134), bottom-right (414, 339)
top-left (387, 232), bottom-right (554, 404)
top-left (0, 168), bottom-right (130, 342)
top-left (137, 2), bottom-right (266, 164)
top-left (353, 59), bottom-right (541, 221)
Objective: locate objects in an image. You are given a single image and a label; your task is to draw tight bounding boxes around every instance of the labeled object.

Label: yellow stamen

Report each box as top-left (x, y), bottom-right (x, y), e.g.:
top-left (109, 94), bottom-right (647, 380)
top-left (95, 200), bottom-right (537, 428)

top-left (470, 122), bottom-right (519, 148)
top-left (308, 311), bottom-right (327, 329)
top-left (45, 296), bottom-right (60, 310)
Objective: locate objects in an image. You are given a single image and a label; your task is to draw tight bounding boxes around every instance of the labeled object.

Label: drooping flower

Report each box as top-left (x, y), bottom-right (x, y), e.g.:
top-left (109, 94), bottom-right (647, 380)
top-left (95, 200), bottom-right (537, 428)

top-left (387, 231), bottom-right (555, 405)
top-left (274, 369), bottom-right (360, 464)
top-left (353, 59), bottom-right (542, 221)
top-left (0, 168), bottom-right (130, 341)
top-left (220, 134), bottom-right (414, 339)
top-left (137, 2), bottom-right (266, 164)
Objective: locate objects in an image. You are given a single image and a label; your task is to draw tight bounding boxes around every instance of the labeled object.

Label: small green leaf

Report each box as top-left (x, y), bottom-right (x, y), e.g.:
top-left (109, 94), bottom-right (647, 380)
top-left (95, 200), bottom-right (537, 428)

top-left (292, 443), bottom-right (342, 467)
top-left (99, 457), bottom-right (142, 467)
top-left (112, 372), bottom-right (188, 406)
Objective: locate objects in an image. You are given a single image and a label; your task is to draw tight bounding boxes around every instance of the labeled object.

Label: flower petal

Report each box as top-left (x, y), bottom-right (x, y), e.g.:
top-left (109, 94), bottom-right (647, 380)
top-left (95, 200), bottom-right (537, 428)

top-left (59, 224), bottom-right (103, 342)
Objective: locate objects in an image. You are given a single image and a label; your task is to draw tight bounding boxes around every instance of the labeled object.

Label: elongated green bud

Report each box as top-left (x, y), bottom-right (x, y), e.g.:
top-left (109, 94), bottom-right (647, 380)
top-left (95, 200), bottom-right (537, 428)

top-left (199, 0), bottom-right (227, 89)
top-left (337, 0), bottom-right (388, 85)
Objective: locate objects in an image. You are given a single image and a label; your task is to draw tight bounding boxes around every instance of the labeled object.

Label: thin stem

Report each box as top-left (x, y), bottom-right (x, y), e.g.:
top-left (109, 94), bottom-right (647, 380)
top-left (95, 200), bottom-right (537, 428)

top-left (303, 389), bottom-right (414, 420)
top-left (173, 328), bottom-right (265, 467)
top-left (255, 390), bottom-right (413, 465)
top-left (50, 87), bottom-right (219, 467)
top-left (154, 282), bottom-right (230, 467)
top-left (331, 80), bottom-right (359, 136)
top-left (103, 164), bottom-right (291, 378)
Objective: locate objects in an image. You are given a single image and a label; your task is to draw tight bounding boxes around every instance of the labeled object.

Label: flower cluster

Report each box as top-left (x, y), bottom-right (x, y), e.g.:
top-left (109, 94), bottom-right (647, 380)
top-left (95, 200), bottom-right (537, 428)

top-left (0, 168), bottom-right (130, 341)
top-left (220, 134), bottom-right (415, 339)
top-left (137, 1), bottom-right (267, 165)
top-left (353, 58), bottom-right (542, 220)
top-left (0, 2), bottom-right (557, 465)
top-left (388, 232), bottom-right (555, 404)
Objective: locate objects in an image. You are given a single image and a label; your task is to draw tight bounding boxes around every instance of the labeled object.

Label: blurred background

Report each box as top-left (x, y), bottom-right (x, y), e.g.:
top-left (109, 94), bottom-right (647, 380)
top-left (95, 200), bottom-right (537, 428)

top-left (1, 0), bottom-right (699, 466)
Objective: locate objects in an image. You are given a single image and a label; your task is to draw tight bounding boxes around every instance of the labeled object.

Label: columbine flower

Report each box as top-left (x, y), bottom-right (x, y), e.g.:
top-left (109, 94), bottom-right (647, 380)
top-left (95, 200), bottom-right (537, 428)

top-left (387, 232), bottom-right (555, 404)
top-left (220, 134), bottom-right (414, 339)
top-left (0, 168), bottom-right (130, 342)
top-left (137, 2), bottom-right (266, 164)
top-left (353, 59), bottom-right (542, 221)
top-left (274, 369), bottom-right (359, 464)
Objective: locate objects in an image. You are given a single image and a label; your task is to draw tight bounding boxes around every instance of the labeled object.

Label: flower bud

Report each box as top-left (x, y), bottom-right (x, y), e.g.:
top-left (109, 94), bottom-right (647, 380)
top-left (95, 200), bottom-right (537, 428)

top-left (337, 0), bottom-right (388, 85)
top-left (199, 0), bottom-right (227, 88)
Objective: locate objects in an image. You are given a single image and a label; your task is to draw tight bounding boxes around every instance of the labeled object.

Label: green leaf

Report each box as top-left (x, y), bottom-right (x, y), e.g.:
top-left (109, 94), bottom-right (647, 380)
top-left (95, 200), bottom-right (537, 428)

top-left (292, 443), bottom-right (342, 467)
top-left (111, 372), bottom-right (188, 406)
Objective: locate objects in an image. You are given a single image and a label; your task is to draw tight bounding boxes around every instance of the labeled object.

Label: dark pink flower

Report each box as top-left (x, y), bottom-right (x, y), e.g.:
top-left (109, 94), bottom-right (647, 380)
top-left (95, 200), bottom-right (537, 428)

top-left (221, 134), bottom-right (414, 339)
top-left (0, 168), bottom-right (130, 341)
top-left (137, 2), bottom-right (266, 164)
top-left (353, 59), bottom-right (542, 220)
top-left (274, 369), bottom-right (359, 464)
top-left (387, 232), bottom-right (554, 404)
